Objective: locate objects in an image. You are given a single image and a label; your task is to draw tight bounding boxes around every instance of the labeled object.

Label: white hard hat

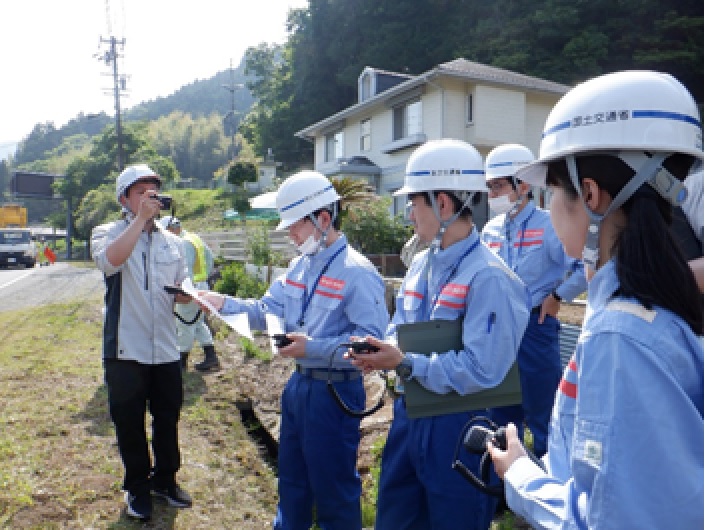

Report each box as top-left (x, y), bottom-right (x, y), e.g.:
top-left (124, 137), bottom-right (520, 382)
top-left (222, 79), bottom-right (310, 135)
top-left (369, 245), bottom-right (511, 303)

top-left (250, 191), bottom-right (277, 209)
top-left (394, 139), bottom-right (485, 196)
top-left (275, 171), bottom-right (341, 230)
top-left (116, 164), bottom-right (161, 201)
top-left (485, 144), bottom-right (536, 181)
top-left (517, 70), bottom-right (704, 188)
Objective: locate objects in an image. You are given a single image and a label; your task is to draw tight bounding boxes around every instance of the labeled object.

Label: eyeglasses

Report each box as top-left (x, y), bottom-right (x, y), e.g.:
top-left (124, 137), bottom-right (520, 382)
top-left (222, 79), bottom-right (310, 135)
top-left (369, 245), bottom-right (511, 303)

top-left (486, 180), bottom-right (511, 193)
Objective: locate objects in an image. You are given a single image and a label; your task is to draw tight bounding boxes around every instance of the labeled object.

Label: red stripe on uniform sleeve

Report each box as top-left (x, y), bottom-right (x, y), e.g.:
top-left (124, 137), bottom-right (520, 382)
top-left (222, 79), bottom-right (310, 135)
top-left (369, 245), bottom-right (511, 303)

top-left (559, 379), bottom-right (577, 398)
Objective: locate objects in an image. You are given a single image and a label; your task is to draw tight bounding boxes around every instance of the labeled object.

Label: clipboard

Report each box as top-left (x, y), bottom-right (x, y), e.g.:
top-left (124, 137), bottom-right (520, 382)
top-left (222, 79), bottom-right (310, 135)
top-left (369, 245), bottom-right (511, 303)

top-left (397, 319), bottom-right (522, 419)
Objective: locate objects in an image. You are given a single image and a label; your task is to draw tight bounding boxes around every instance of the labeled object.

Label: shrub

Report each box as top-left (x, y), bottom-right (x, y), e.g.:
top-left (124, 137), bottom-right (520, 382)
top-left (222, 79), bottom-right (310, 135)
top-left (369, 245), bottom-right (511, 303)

top-left (246, 223), bottom-right (285, 266)
top-left (214, 261), bottom-right (268, 299)
top-left (342, 197), bottom-right (412, 255)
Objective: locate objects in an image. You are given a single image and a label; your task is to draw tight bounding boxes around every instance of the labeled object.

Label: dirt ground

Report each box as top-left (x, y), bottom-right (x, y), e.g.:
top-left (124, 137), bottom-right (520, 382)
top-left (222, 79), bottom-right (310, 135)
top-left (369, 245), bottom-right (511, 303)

top-left (216, 300), bottom-right (586, 482)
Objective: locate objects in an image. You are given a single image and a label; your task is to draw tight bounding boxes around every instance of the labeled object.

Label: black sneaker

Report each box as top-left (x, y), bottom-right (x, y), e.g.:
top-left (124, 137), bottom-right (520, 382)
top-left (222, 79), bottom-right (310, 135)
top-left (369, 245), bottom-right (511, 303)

top-left (125, 491), bottom-right (152, 521)
top-left (151, 483), bottom-right (193, 508)
top-left (194, 357), bottom-right (220, 372)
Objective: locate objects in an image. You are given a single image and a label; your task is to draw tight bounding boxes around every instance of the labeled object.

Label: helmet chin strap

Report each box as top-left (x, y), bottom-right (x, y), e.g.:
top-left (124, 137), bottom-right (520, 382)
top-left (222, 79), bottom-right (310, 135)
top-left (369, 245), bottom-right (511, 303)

top-left (567, 152), bottom-right (669, 269)
top-left (506, 177), bottom-right (526, 217)
top-left (427, 191), bottom-right (475, 251)
top-left (306, 202), bottom-right (338, 253)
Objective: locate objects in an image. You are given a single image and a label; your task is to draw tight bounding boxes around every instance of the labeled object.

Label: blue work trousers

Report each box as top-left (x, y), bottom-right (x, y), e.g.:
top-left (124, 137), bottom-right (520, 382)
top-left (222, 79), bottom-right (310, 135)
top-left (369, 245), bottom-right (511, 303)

top-left (490, 312), bottom-right (561, 457)
top-left (375, 398), bottom-right (497, 530)
top-left (273, 371), bottom-right (364, 530)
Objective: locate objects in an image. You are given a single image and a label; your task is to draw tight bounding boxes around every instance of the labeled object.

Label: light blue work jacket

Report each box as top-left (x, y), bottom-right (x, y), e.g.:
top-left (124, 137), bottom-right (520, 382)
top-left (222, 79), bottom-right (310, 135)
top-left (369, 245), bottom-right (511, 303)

top-left (504, 260), bottom-right (704, 529)
top-left (221, 234), bottom-right (389, 369)
top-left (481, 201), bottom-right (586, 306)
top-left (387, 228), bottom-right (531, 394)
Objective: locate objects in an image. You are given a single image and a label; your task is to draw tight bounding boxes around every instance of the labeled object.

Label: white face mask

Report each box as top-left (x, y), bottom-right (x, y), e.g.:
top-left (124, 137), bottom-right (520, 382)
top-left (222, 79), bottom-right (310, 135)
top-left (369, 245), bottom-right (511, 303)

top-left (488, 195), bottom-right (515, 215)
top-left (296, 233), bottom-right (321, 256)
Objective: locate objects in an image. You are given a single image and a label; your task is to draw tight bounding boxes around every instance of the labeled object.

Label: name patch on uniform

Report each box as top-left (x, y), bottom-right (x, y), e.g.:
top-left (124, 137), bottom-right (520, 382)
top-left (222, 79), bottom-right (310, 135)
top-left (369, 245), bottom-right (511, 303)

top-left (319, 276), bottom-right (345, 291)
top-left (520, 228), bottom-right (544, 239)
top-left (441, 283), bottom-right (469, 298)
top-left (583, 439), bottom-right (603, 469)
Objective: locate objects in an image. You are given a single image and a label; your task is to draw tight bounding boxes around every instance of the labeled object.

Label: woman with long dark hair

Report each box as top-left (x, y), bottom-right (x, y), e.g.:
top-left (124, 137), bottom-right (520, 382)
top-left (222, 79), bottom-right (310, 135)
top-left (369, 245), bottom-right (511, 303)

top-left (489, 70), bottom-right (704, 528)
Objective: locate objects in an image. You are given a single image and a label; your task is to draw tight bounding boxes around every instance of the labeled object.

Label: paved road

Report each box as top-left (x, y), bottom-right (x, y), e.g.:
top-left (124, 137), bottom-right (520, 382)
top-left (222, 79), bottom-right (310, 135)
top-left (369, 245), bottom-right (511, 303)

top-left (0, 263), bottom-right (104, 313)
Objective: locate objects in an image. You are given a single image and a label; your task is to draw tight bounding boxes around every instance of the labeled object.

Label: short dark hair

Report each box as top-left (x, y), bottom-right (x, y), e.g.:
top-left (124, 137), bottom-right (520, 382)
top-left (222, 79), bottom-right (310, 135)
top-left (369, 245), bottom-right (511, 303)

top-left (312, 200), bottom-right (342, 230)
top-left (408, 191), bottom-right (478, 220)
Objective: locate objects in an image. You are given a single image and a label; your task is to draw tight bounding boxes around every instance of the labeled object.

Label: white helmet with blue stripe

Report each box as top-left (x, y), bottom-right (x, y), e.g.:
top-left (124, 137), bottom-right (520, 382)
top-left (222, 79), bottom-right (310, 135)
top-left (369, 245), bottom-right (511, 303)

top-left (517, 70), bottom-right (703, 191)
top-left (516, 70), bottom-right (703, 268)
top-left (394, 139), bottom-right (485, 197)
top-left (485, 144), bottom-right (536, 181)
top-left (396, 139), bottom-right (485, 248)
top-left (275, 170), bottom-right (341, 230)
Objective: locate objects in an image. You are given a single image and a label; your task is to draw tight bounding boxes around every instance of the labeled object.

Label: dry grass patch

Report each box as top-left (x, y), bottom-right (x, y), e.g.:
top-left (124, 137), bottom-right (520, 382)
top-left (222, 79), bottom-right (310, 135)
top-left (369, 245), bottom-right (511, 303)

top-left (0, 297), bottom-right (278, 529)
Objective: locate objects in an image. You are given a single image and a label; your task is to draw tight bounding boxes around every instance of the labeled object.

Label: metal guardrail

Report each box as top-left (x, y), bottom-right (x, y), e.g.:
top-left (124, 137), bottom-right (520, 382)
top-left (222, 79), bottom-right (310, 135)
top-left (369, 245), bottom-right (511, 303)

top-left (199, 229), bottom-right (296, 263)
top-left (559, 322), bottom-right (581, 368)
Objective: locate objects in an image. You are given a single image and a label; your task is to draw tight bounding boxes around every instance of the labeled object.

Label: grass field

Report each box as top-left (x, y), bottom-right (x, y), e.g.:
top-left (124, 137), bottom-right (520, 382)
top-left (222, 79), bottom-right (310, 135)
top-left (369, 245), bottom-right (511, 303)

top-left (0, 275), bottom-right (530, 529)
top-left (0, 296), bottom-right (278, 529)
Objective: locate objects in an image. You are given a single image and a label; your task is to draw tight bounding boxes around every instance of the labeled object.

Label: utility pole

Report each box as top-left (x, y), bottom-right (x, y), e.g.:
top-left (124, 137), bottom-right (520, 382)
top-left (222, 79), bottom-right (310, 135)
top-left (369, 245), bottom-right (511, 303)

top-left (96, 36), bottom-right (127, 171)
top-left (222, 59), bottom-right (244, 160)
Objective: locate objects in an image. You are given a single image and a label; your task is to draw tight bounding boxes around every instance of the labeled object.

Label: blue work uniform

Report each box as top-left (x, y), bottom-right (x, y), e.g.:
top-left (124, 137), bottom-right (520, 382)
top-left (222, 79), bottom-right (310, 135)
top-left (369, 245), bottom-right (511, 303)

top-left (504, 260), bottom-right (704, 529)
top-left (481, 201), bottom-right (586, 457)
top-left (220, 234), bottom-right (389, 530)
top-left (376, 229), bottom-right (530, 530)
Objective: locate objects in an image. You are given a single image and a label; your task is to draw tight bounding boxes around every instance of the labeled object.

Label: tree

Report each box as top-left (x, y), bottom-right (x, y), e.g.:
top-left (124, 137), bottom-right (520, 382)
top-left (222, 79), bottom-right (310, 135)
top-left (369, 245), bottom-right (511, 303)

top-left (0, 159), bottom-right (10, 199)
top-left (74, 184), bottom-right (120, 240)
top-left (342, 196), bottom-right (412, 255)
top-left (227, 161), bottom-right (258, 186)
top-left (226, 161), bottom-right (258, 221)
top-left (243, 0), bottom-right (703, 171)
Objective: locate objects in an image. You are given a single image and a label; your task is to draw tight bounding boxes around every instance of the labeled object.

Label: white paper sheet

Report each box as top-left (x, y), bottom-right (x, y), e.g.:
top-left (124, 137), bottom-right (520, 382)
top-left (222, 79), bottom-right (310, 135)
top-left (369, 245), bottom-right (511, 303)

top-left (265, 313), bottom-right (286, 355)
top-left (179, 278), bottom-right (253, 339)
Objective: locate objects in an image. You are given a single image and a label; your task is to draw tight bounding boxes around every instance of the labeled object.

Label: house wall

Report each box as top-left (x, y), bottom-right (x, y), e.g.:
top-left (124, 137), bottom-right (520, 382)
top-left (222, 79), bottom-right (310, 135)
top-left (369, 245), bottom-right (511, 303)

top-left (472, 85), bottom-right (526, 147)
top-left (308, 74), bottom-right (562, 221)
top-left (524, 92), bottom-right (557, 154)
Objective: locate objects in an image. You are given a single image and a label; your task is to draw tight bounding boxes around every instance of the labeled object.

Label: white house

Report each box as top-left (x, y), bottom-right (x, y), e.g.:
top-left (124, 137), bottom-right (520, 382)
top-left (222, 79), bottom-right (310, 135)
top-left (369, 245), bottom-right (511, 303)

top-left (294, 58), bottom-right (570, 227)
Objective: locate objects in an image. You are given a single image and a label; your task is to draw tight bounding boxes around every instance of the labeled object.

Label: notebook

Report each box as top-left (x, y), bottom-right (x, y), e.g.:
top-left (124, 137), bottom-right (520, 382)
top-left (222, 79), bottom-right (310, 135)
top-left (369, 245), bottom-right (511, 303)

top-left (396, 318), bottom-right (522, 419)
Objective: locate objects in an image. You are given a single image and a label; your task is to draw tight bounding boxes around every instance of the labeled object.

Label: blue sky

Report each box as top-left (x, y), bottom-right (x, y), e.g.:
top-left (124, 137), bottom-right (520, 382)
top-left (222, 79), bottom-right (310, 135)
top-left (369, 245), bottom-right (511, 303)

top-left (0, 0), bottom-right (307, 144)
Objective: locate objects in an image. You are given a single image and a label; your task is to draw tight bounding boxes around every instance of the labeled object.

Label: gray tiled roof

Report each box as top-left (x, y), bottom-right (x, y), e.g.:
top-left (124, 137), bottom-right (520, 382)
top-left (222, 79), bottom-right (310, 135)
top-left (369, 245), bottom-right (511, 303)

top-left (438, 58), bottom-right (570, 94)
top-left (296, 58), bottom-right (570, 138)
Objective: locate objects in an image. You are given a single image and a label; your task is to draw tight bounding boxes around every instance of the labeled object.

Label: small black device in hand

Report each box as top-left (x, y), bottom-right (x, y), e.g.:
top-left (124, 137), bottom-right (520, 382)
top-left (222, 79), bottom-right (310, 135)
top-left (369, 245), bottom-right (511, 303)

top-left (271, 333), bottom-right (293, 348)
top-left (345, 341), bottom-right (380, 353)
top-left (153, 194), bottom-right (173, 210)
top-left (463, 425), bottom-right (507, 454)
top-left (164, 285), bottom-right (188, 297)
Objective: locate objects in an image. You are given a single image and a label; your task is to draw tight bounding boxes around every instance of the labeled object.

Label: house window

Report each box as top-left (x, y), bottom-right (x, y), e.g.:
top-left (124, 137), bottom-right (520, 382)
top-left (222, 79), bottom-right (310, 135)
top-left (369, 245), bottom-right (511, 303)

top-left (361, 74), bottom-right (371, 101)
top-left (467, 93), bottom-right (474, 124)
top-left (393, 194), bottom-right (409, 219)
top-left (393, 100), bottom-right (422, 140)
top-left (360, 119), bottom-right (371, 151)
top-left (325, 130), bottom-right (344, 162)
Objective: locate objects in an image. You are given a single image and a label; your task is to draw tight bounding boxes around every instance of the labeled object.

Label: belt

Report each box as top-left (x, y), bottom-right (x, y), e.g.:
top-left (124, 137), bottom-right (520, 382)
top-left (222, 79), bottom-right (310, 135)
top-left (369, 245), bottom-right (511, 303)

top-left (295, 365), bottom-right (362, 382)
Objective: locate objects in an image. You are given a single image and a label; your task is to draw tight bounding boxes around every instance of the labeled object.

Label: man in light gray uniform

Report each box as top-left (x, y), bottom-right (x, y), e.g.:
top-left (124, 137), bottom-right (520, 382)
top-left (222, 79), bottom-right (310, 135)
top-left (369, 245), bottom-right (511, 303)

top-left (92, 164), bottom-right (193, 521)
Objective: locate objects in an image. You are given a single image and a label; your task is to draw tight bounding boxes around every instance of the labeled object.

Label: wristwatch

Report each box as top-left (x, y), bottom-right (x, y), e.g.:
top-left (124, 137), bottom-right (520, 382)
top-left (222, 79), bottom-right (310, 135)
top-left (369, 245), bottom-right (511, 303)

top-left (551, 290), bottom-right (562, 302)
top-left (395, 355), bottom-right (413, 380)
